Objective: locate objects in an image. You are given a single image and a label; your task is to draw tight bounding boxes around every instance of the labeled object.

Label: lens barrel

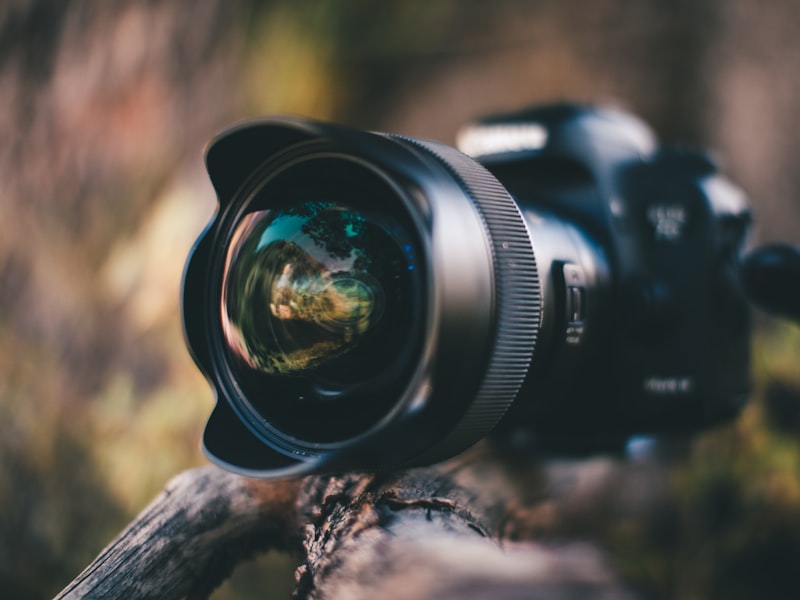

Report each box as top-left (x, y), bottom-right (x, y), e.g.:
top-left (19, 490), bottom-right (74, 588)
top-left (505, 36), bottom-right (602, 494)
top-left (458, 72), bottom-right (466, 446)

top-left (183, 118), bottom-right (541, 477)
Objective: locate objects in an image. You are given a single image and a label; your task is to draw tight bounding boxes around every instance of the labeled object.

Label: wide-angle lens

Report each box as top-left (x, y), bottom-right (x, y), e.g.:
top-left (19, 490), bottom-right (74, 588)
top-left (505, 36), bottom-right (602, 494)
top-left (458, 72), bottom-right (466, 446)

top-left (184, 117), bottom-right (539, 475)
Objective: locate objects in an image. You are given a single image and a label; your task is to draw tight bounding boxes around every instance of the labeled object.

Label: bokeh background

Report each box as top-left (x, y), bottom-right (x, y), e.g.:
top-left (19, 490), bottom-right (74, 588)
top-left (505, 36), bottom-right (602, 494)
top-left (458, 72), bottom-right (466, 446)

top-left (2, 1), bottom-right (800, 598)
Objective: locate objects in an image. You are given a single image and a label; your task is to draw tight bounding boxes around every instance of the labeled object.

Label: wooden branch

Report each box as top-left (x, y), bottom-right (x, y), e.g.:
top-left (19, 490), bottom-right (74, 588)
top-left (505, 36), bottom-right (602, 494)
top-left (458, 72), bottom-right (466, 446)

top-left (55, 445), bottom-right (641, 599)
top-left (294, 448), bottom-right (637, 600)
top-left (54, 466), bottom-right (300, 600)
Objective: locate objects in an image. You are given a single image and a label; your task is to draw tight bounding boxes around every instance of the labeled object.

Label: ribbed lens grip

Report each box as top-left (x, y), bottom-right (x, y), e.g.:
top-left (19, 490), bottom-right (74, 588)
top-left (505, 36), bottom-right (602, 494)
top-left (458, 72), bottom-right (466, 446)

top-left (396, 137), bottom-right (541, 459)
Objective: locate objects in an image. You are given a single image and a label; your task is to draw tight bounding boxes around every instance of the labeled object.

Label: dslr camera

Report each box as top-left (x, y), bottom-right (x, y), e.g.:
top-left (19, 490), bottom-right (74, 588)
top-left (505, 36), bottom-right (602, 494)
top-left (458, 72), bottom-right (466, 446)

top-left (182, 102), bottom-right (797, 477)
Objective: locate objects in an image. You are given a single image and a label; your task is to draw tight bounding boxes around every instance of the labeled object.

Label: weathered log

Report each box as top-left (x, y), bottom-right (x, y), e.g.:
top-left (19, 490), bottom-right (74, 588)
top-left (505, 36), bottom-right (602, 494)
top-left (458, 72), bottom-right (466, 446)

top-left (55, 444), bottom-right (641, 599)
top-left (294, 447), bottom-right (638, 600)
top-left (54, 467), bottom-right (301, 600)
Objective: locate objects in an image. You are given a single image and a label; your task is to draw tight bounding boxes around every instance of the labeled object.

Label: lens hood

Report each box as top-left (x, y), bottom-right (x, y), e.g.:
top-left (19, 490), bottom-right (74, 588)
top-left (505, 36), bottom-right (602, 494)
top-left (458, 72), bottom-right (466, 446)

top-left (182, 117), bottom-right (540, 477)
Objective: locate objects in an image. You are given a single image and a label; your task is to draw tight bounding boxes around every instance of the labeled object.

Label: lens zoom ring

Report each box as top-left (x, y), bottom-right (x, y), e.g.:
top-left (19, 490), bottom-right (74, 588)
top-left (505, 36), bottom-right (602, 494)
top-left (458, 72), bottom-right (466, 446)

top-left (397, 137), bottom-right (541, 449)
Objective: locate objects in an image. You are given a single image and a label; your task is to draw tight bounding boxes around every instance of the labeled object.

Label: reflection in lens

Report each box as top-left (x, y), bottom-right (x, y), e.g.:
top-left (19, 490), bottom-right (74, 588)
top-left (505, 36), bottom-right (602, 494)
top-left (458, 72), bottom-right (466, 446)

top-left (221, 201), bottom-right (409, 382)
top-left (318, 276), bottom-right (381, 330)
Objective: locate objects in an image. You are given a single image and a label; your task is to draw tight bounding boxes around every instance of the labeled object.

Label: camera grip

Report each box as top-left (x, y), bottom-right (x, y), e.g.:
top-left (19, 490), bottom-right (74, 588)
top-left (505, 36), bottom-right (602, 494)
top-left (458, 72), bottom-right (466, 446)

top-left (742, 244), bottom-right (800, 324)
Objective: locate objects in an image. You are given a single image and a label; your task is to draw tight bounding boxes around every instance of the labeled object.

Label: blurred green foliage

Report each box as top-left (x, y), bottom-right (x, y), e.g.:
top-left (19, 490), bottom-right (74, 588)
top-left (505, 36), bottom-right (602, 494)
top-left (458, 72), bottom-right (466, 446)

top-left (601, 322), bottom-right (800, 600)
top-left (2, 1), bottom-right (800, 598)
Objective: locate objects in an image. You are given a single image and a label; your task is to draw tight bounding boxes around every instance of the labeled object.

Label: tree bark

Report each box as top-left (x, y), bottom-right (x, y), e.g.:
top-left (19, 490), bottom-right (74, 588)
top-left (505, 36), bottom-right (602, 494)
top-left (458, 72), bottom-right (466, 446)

top-left (55, 444), bottom-right (640, 599)
top-left (54, 468), bottom-right (300, 600)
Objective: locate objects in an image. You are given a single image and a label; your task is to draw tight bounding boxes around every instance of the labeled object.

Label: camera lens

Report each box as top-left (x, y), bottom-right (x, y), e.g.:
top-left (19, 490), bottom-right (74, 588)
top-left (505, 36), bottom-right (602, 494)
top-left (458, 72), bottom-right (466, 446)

top-left (184, 119), bottom-right (540, 476)
top-left (214, 156), bottom-right (426, 448)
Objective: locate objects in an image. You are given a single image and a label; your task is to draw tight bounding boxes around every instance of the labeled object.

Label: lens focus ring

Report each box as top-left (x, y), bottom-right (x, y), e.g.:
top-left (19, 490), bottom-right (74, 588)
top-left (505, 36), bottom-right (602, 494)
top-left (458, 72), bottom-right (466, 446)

top-left (394, 137), bottom-right (541, 462)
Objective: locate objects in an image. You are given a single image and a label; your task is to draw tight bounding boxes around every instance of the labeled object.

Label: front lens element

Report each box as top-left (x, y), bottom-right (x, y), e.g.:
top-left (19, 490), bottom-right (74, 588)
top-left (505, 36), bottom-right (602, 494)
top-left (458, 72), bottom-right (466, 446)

top-left (216, 158), bottom-right (425, 445)
top-left (222, 202), bottom-right (391, 376)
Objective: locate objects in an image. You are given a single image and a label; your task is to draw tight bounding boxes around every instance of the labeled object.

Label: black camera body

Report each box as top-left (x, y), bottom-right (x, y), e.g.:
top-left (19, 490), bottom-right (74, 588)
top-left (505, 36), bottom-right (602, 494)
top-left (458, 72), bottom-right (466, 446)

top-left (460, 104), bottom-right (752, 451)
top-left (183, 103), bottom-right (754, 477)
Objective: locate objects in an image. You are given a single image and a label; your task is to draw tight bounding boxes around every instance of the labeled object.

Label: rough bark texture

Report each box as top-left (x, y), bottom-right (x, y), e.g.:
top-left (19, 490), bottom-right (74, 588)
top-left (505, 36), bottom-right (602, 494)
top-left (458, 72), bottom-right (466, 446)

top-left (56, 444), bottom-right (641, 599)
top-left (54, 468), bottom-right (301, 600)
top-left (293, 447), bottom-right (637, 600)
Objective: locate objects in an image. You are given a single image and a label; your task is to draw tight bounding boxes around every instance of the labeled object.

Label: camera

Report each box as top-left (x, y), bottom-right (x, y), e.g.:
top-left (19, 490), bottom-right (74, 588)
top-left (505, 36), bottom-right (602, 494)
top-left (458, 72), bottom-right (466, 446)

top-left (182, 102), bottom-right (790, 478)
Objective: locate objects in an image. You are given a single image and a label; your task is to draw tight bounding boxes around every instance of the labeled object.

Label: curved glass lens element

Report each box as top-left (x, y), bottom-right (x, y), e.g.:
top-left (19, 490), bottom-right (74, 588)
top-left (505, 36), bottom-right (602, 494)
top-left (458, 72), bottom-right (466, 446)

top-left (222, 202), bottom-right (390, 376)
top-left (216, 159), bottom-right (425, 446)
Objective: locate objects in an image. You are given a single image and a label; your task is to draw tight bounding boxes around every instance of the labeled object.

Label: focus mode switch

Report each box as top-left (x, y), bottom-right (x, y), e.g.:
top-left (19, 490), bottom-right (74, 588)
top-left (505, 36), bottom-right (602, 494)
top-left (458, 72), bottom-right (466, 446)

top-left (562, 263), bottom-right (587, 344)
top-left (568, 285), bottom-right (584, 322)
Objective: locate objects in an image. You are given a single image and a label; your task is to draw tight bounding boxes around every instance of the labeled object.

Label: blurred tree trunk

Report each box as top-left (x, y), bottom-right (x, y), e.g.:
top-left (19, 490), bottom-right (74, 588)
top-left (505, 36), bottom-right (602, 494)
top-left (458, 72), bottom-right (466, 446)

top-left (55, 445), bottom-right (640, 599)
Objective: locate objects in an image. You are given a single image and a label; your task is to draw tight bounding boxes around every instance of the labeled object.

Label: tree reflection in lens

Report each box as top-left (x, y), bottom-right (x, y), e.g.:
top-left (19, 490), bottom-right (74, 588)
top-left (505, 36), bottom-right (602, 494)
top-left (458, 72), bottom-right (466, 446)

top-left (221, 201), bottom-right (398, 376)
